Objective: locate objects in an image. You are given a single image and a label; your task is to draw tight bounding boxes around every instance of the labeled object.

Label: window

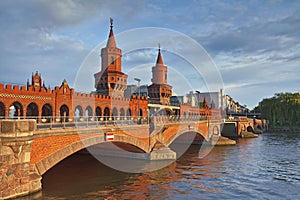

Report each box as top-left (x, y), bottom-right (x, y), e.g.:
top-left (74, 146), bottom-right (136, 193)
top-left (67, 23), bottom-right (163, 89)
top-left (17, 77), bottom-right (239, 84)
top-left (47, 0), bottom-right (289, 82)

top-left (110, 56), bottom-right (114, 64)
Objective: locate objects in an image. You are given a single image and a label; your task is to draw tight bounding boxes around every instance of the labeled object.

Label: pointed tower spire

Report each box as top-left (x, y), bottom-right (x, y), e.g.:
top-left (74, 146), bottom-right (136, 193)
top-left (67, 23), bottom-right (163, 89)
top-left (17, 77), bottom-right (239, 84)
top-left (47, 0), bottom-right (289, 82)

top-left (106, 17), bottom-right (116, 48)
top-left (95, 18), bottom-right (128, 98)
top-left (148, 43), bottom-right (172, 105)
top-left (156, 43), bottom-right (164, 65)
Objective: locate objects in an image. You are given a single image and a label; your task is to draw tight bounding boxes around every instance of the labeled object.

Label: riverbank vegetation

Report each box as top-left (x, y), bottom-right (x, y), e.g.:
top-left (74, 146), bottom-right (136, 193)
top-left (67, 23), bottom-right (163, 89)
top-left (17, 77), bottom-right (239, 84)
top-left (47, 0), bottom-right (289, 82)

top-left (253, 93), bottom-right (300, 128)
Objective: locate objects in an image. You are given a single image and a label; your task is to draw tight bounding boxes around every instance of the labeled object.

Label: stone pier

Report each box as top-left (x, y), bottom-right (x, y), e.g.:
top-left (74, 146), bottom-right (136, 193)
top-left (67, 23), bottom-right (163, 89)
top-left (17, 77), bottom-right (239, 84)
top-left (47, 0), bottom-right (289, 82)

top-left (0, 120), bottom-right (41, 200)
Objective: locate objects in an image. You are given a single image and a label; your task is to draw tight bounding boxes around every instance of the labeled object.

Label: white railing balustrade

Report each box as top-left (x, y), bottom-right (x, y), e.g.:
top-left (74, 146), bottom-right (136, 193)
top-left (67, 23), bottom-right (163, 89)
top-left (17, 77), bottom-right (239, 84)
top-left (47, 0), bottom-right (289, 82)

top-left (2, 114), bottom-right (209, 130)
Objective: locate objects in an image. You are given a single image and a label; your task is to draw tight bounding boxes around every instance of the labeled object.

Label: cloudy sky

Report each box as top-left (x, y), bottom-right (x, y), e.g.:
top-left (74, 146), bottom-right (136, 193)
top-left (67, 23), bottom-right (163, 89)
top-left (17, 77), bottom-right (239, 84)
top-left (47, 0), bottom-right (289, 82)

top-left (0, 0), bottom-right (299, 109)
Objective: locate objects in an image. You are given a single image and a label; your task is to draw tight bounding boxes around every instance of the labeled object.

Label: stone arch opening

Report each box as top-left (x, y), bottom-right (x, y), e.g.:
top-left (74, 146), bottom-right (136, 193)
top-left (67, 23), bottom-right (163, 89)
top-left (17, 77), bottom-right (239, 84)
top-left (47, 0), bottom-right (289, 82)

top-left (59, 104), bottom-right (69, 122)
top-left (74, 105), bottom-right (83, 121)
top-left (112, 107), bottom-right (118, 120)
top-left (34, 134), bottom-right (148, 175)
top-left (0, 101), bottom-right (5, 119)
top-left (10, 101), bottom-right (23, 118)
top-left (168, 130), bottom-right (206, 158)
top-left (95, 106), bottom-right (102, 121)
top-left (168, 131), bottom-right (205, 145)
top-left (42, 103), bottom-right (52, 123)
top-left (104, 107), bottom-right (110, 121)
top-left (26, 102), bottom-right (39, 120)
top-left (126, 108), bottom-right (131, 119)
top-left (85, 106), bottom-right (93, 119)
top-left (120, 108), bottom-right (125, 120)
top-left (247, 126), bottom-right (254, 133)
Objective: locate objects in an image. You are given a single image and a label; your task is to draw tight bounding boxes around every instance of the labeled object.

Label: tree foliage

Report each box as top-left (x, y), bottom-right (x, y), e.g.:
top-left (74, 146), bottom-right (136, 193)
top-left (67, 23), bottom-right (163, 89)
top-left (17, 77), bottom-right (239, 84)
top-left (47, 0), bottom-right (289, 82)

top-left (253, 92), bottom-right (300, 127)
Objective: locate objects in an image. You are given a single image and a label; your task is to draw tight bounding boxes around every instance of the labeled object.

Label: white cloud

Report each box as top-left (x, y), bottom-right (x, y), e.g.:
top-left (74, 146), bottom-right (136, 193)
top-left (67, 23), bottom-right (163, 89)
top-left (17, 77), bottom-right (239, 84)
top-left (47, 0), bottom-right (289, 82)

top-left (0, 0), bottom-right (299, 108)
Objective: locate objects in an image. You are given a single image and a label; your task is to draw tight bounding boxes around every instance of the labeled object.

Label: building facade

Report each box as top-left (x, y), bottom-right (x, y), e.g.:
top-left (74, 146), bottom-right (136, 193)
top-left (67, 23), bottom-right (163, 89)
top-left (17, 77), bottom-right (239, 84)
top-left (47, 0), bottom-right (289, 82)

top-left (0, 19), bottom-right (218, 123)
top-left (0, 19), bottom-right (148, 122)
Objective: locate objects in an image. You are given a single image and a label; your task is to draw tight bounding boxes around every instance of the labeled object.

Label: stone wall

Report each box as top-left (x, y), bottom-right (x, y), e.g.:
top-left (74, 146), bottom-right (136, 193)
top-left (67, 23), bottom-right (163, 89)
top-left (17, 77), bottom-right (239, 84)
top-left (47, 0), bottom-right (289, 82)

top-left (0, 120), bottom-right (41, 199)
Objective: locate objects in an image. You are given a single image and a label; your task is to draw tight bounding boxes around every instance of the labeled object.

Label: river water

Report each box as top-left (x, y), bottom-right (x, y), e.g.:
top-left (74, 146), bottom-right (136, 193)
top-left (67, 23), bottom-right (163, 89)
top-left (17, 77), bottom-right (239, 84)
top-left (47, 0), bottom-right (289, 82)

top-left (25, 132), bottom-right (299, 199)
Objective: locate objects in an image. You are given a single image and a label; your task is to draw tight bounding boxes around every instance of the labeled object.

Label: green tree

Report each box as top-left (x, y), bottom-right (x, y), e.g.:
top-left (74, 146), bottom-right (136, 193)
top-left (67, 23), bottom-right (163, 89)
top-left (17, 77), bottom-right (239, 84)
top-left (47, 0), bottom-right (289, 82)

top-left (253, 92), bottom-right (300, 127)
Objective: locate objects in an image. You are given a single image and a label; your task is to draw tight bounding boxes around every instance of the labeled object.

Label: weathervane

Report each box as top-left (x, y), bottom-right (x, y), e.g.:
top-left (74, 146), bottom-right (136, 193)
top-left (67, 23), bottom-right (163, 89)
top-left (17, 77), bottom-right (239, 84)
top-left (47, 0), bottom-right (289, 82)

top-left (110, 17), bottom-right (113, 28)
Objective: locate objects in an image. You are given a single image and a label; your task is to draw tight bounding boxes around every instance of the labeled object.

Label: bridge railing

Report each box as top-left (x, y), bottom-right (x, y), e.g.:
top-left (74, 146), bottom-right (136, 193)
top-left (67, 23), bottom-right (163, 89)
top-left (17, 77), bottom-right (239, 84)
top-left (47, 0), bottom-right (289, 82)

top-left (5, 114), bottom-right (213, 130)
top-left (33, 116), bottom-right (150, 130)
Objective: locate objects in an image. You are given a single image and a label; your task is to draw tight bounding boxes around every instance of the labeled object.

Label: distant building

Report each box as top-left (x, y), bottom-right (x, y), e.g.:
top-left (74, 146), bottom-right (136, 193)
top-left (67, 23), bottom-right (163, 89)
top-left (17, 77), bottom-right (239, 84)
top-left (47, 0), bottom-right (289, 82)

top-left (225, 95), bottom-right (249, 114)
top-left (124, 84), bottom-right (148, 98)
top-left (171, 90), bottom-right (224, 109)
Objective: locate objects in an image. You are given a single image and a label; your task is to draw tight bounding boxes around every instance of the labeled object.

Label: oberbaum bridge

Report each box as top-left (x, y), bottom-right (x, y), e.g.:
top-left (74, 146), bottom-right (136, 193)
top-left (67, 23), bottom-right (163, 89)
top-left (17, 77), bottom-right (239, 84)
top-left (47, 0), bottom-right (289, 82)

top-left (0, 19), bottom-right (265, 199)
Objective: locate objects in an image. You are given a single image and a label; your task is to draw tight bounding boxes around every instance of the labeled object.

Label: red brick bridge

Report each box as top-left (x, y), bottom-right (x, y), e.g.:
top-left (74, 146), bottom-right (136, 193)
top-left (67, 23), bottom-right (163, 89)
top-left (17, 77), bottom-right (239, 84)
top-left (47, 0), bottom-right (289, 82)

top-left (0, 117), bottom-right (221, 199)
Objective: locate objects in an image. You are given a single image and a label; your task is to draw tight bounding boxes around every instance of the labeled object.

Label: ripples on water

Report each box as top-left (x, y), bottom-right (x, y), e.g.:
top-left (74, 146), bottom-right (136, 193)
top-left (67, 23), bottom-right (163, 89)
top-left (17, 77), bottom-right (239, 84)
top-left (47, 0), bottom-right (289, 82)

top-left (23, 132), bottom-right (300, 199)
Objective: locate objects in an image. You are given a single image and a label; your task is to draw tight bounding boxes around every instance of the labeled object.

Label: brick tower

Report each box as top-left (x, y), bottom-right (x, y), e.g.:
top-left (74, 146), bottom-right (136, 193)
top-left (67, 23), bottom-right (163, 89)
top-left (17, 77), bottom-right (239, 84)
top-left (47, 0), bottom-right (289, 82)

top-left (148, 45), bottom-right (172, 105)
top-left (94, 18), bottom-right (128, 98)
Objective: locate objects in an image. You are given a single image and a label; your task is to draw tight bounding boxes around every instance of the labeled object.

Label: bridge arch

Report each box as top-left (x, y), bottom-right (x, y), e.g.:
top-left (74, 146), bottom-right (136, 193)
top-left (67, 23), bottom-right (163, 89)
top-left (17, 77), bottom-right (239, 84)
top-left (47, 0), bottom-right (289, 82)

top-left (34, 134), bottom-right (148, 175)
top-left (74, 105), bottom-right (83, 119)
top-left (247, 126), bottom-right (254, 132)
top-left (95, 106), bottom-right (102, 120)
top-left (85, 106), bottom-right (93, 118)
top-left (41, 103), bottom-right (52, 123)
top-left (59, 104), bottom-right (69, 121)
top-left (165, 129), bottom-right (208, 148)
top-left (42, 103), bottom-right (52, 117)
top-left (26, 102), bottom-right (39, 119)
top-left (126, 108), bottom-right (131, 119)
top-left (10, 101), bottom-right (23, 118)
top-left (120, 108), bottom-right (125, 120)
top-left (112, 107), bottom-right (118, 120)
top-left (0, 101), bottom-right (5, 119)
top-left (104, 107), bottom-right (110, 120)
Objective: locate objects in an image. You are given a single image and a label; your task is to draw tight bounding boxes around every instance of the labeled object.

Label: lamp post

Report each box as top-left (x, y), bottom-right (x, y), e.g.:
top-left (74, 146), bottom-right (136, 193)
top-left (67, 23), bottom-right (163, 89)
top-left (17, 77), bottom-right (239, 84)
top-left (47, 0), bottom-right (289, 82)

top-left (134, 78), bottom-right (141, 124)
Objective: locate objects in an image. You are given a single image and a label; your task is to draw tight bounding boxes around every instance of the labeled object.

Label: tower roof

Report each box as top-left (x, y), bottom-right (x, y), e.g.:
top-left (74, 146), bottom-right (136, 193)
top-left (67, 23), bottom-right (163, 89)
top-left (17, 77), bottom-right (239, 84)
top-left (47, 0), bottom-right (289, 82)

top-left (156, 44), bottom-right (164, 65)
top-left (106, 18), bottom-right (116, 48)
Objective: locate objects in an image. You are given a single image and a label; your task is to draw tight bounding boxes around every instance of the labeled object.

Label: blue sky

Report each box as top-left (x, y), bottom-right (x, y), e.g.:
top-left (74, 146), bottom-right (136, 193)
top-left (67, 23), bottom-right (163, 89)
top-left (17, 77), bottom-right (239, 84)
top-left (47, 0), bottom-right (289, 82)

top-left (0, 0), bottom-right (299, 109)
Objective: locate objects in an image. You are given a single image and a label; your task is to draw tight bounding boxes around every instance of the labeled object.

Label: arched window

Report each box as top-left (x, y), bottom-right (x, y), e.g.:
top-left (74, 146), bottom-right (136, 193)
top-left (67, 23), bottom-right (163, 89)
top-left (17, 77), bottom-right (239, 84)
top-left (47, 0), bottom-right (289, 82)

top-left (85, 106), bottom-right (93, 119)
top-left (126, 108), bottom-right (131, 119)
top-left (95, 107), bottom-right (102, 121)
top-left (42, 103), bottom-right (52, 123)
top-left (0, 102), bottom-right (5, 119)
top-left (112, 107), bottom-right (118, 120)
top-left (104, 107), bottom-right (110, 121)
top-left (26, 102), bottom-right (39, 119)
top-left (74, 105), bottom-right (83, 120)
top-left (10, 101), bottom-right (23, 118)
top-left (60, 104), bottom-right (69, 122)
top-left (110, 56), bottom-right (114, 64)
top-left (120, 108), bottom-right (125, 120)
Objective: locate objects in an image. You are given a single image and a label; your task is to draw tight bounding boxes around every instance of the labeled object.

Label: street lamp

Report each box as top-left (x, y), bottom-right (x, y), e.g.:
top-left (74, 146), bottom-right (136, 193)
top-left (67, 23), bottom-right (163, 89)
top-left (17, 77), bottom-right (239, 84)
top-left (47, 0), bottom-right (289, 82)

top-left (134, 78), bottom-right (141, 124)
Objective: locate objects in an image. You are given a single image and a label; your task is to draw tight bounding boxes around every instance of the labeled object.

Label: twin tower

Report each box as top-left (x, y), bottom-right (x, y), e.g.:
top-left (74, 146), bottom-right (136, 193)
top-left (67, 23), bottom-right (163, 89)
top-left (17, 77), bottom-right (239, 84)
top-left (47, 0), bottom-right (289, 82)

top-left (94, 19), bottom-right (172, 105)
